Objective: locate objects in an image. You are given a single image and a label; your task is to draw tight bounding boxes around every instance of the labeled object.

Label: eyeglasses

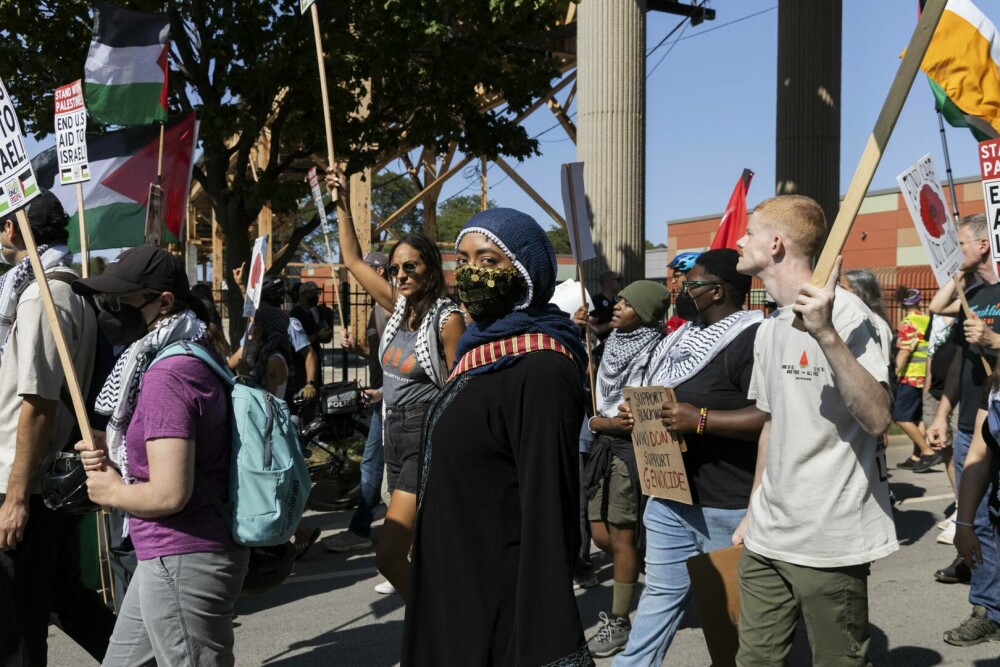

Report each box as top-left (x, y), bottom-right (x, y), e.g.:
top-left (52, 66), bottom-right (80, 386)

top-left (681, 281), bottom-right (721, 294)
top-left (96, 291), bottom-right (160, 313)
top-left (388, 261), bottom-right (419, 278)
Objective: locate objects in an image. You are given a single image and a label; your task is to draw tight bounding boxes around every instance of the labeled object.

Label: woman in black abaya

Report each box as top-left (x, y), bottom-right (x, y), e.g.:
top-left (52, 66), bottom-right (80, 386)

top-left (402, 208), bottom-right (595, 666)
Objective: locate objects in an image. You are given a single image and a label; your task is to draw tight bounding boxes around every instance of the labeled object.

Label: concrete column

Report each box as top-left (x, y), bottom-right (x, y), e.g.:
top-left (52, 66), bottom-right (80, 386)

top-left (775, 0), bottom-right (842, 230)
top-left (578, 0), bottom-right (646, 285)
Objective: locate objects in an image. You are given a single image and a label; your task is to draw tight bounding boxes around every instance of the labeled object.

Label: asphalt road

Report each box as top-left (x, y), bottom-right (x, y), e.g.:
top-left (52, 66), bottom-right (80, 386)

top-left (48, 436), bottom-right (1000, 666)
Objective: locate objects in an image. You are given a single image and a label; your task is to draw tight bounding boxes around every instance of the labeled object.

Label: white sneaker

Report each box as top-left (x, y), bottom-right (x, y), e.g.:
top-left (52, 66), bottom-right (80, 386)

top-left (938, 521), bottom-right (956, 545)
top-left (374, 579), bottom-right (396, 595)
top-left (938, 509), bottom-right (957, 531)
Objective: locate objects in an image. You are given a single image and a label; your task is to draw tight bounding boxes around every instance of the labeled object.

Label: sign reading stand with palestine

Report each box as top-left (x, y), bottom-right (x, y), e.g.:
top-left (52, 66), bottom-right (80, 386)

top-left (896, 154), bottom-right (961, 288)
top-left (979, 138), bottom-right (1000, 270)
top-left (622, 386), bottom-right (692, 505)
top-left (0, 76), bottom-right (40, 215)
top-left (54, 80), bottom-right (91, 185)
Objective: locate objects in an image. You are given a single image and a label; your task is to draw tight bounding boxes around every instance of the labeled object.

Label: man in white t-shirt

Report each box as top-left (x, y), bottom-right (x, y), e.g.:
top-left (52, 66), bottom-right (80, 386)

top-left (733, 195), bottom-right (897, 665)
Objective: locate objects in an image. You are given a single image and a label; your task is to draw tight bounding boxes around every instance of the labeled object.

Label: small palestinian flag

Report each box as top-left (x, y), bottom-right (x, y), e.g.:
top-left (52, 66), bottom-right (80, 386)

top-left (84, 2), bottom-right (170, 126)
top-left (31, 113), bottom-right (198, 251)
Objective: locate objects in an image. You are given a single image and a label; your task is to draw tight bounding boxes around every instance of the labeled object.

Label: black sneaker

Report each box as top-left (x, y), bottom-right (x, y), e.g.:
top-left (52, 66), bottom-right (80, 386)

top-left (943, 605), bottom-right (1000, 646)
top-left (912, 452), bottom-right (944, 473)
top-left (935, 556), bottom-right (972, 584)
top-left (897, 457), bottom-right (921, 470)
top-left (587, 612), bottom-right (631, 658)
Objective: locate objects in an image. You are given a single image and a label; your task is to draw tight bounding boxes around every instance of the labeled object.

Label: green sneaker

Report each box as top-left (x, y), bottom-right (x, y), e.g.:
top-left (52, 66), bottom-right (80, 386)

top-left (943, 606), bottom-right (1000, 646)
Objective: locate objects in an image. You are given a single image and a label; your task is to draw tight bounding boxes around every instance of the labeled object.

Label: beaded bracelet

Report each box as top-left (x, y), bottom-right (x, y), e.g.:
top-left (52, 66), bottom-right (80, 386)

top-left (696, 407), bottom-right (709, 435)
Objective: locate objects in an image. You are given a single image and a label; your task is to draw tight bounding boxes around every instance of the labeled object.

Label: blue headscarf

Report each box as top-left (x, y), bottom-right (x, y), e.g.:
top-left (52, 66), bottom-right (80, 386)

top-left (453, 208), bottom-right (587, 376)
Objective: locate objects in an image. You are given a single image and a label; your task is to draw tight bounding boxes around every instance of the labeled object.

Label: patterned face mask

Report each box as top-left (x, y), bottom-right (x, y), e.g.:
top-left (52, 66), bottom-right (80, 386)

top-left (455, 264), bottom-right (526, 323)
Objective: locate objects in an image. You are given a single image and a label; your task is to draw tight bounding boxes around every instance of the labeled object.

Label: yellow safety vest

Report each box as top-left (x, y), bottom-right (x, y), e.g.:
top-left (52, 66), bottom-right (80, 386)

top-left (901, 312), bottom-right (930, 381)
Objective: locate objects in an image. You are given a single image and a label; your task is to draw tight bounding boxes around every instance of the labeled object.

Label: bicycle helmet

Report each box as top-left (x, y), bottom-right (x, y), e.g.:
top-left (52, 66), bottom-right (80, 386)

top-left (41, 452), bottom-right (99, 515)
top-left (668, 251), bottom-right (700, 273)
top-left (242, 542), bottom-right (297, 595)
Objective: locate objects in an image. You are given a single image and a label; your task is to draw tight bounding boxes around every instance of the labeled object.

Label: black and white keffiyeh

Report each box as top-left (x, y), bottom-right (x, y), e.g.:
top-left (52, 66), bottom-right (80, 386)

top-left (595, 327), bottom-right (663, 418)
top-left (379, 295), bottom-right (462, 388)
top-left (0, 244), bottom-right (72, 359)
top-left (95, 309), bottom-right (206, 491)
top-left (647, 310), bottom-right (763, 387)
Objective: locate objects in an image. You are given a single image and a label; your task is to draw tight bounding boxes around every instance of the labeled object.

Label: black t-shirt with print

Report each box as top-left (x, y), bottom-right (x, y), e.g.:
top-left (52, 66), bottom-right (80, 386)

top-left (672, 323), bottom-right (760, 509)
top-left (952, 283), bottom-right (1000, 432)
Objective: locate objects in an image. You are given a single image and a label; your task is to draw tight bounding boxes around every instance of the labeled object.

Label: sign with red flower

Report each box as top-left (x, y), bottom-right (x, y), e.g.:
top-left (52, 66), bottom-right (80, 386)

top-left (897, 154), bottom-right (961, 288)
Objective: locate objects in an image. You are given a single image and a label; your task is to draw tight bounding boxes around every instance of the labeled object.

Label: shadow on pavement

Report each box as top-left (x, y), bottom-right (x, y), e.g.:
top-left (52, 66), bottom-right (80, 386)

top-left (891, 505), bottom-right (940, 546)
top-left (260, 619), bottom-right (404, 666)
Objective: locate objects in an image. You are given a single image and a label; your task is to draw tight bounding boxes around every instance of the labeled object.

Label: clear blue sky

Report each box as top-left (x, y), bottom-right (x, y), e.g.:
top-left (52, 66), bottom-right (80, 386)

top-left (26, 1), bottom-right (991, 249)
top-left (427, 0), bottom-right (990, 247)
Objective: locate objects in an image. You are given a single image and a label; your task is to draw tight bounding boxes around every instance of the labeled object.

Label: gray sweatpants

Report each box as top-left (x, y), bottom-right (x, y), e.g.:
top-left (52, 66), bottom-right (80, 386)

top-left (102, 546), bottom-right (249, 667)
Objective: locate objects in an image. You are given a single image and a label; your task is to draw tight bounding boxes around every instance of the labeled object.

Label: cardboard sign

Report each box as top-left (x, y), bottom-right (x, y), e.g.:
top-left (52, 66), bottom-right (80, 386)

top-left (622, 385), bottom-right (692, 504)
top-left (560, 162), bottom-right (597, 263)
top-left (549, 278), bottom-right (594, 316)
top-left (980, 138), bottom-right (1000, 270)
top-left (54, 80), bottom-right (90, 185)
top-left (0, 76), bottom-right (40, 216)
top-left (243, 234), bottom-right (269, 317)
top-left (299, 0), bottom-right (316, 14)
top-left (896, 154), bottom-right (961, 287)
top-left (307, 166), bottom-right (327, 233)
top-left (145, 183), bottom-right (163, 246)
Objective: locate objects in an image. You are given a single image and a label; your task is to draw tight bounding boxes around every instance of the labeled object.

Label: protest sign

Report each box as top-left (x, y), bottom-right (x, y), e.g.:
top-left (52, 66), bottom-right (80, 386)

top-left (549, 279), bottom-right (594, 316)
top-left (622, 385), bottom-right (692, 505)
top-left (0, 76), bottom-right (40, 216)
top-left (559, 162), bottom-right (597, 263)
top-left (979, 138), bottom-right (1000, 270)
top-left (243, 234), bottom-right (269, 317)
top-left (299, 0), bottom-right (315, 14)
top-left (896, 154), bottom-right (961, 287)
top-left (54, 80), bottom-right (90, 185)
top-left (308, 166), bottom-right (327, 233)
top-left (145, 183), bottom-right (163, 247)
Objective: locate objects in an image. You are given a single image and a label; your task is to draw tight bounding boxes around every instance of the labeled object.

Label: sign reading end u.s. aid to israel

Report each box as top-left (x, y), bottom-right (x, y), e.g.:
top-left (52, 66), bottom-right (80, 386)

top-left (896, 153), bottom-right (961, 288)
top-left (54, 80), bottom-right (91, 185)
top-left (979, 138), bottom-right (1000, 276)
top-left (0, 76), bottom-right (40, 216)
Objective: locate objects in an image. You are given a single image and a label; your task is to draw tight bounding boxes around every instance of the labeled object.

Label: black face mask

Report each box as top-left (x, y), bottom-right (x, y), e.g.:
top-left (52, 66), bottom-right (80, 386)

top-left (306, 296), bottom-right (319, 307)
top-left (97, 296), bottom-right (158, 348)
top-left (674, 291), bottom-right (701, 322)
top-left (455, 264), bottom-right (526, 323)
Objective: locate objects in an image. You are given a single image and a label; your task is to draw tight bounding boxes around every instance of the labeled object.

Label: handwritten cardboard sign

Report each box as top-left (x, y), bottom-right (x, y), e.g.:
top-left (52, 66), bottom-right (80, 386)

top-left (623, 385), bottom-right (692, 505)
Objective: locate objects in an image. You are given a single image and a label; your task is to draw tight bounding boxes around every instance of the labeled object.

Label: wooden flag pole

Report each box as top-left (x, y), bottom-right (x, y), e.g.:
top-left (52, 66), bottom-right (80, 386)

top-left (14, 209), bottom-right (95, 453)
top-left (563, 164), bottom-right (598, 414)
top-left (809, 0), bottom-right (947, 289)
top-left (76, 182), bottom-right (89, 278)
top-left (156, 123), bottom-right (165, 183)
top-left (310, 3), bottom-right (338, 201)
top-left (953, 271), bottom-right (993, 376)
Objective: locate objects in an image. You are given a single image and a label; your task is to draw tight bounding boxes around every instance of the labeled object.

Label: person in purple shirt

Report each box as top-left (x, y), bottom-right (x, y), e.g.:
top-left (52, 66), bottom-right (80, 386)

top-left (73, 246), bottom-right (248, 667)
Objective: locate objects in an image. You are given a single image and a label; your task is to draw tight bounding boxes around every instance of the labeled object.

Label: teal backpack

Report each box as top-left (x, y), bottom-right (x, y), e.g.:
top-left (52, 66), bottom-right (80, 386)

top-left (152, 340), bottom-right (311, 547)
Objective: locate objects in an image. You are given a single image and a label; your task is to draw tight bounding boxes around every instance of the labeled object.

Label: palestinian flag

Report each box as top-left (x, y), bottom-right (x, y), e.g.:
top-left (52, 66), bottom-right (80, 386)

top-left (31, 113), bottom-right (198, 251)
top-left (84, 2), bottom-right (170, 126)
top-left (919, 0), bottom-right (1000, 141)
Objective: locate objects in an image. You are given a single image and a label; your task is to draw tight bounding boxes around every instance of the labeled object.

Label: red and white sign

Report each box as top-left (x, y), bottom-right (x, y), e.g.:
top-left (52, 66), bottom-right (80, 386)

top-left (980, 139), bottom-right (1000, 272)
top-left (243, 234), bottom-right (269, 317)
top-left (896, 154), bottom-right (961, 288)
top-left (54, 80), bottom-right (90, 185)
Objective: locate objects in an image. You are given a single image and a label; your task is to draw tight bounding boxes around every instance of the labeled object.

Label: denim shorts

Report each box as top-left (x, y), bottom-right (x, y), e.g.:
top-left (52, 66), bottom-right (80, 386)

top-left (384, 402), bottom-right (432, 495)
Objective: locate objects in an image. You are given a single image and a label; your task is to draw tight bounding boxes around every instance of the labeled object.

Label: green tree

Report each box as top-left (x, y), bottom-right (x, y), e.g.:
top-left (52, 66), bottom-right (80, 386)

top-left (372, 171), bottom-right (422, 237)
top-left (3, 0), bottom-right (568, 340)
top-left (546, 226), bottom-right (572, 254)
top-left (436, 195), bottom-right (495, 243)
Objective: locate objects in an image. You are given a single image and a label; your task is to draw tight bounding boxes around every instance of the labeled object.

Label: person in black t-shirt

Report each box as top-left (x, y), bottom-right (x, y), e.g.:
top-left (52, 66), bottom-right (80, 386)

top-left (612, 249), bottom-right (766, 666)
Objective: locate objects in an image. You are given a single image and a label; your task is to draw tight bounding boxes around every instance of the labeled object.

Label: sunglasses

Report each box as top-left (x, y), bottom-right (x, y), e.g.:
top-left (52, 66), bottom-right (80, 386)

top-left (388, 261), bottom-right (420, 278)
top-left (96, 291), bottom-right (160, 313)
top-left (681, 280), bottom-right (721, 294)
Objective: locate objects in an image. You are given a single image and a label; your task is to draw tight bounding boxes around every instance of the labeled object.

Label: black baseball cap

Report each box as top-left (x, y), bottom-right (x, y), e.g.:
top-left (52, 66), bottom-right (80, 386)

top-left (73, 246), bottom-right (189, 298)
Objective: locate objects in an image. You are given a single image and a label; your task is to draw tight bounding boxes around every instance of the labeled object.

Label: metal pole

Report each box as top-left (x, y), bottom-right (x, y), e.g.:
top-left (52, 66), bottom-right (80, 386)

top-left (937, 109), bottom-right (962, 220)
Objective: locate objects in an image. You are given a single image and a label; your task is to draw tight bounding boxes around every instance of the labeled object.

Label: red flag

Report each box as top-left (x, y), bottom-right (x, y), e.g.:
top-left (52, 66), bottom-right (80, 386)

top-left (710, 169), bottom-right (754, 250)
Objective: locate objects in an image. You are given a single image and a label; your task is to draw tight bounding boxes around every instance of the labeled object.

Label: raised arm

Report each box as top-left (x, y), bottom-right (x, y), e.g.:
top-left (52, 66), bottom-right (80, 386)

top-left (929, 274), bottom-right (963, 316)
top-left (327, 170), bottom-right (396, 312)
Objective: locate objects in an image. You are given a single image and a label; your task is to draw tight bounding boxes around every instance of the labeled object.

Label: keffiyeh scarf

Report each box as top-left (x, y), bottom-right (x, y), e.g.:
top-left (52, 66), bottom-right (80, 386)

top-left (647, 310), bottom-right (763, 387)
top-left (0, 244), bottom-right (72, 359)
top-left (380, 295), bottom-right (462, 388)
top-left (95, 309), bottom-right (206, 492)
top-left (595, 327), bottom-right (663, 418)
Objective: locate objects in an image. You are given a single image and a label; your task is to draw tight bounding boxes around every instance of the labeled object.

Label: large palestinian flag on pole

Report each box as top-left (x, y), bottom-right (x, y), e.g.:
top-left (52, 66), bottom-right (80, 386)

top-left (920, 0), bottom-right (1000, 140)
top-left (32, 113), bottom-right (198, 251)
top-left (84, 2), bottom-right (170, 126)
